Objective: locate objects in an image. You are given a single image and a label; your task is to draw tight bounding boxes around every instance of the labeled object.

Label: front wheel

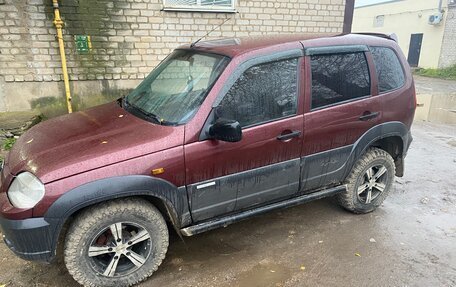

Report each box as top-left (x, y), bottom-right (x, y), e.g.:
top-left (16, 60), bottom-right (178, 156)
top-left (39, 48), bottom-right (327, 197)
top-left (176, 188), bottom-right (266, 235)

top-left (337, 147), bottom-right (396, 213)
top-left (64, 198), bottom-right (169, 287)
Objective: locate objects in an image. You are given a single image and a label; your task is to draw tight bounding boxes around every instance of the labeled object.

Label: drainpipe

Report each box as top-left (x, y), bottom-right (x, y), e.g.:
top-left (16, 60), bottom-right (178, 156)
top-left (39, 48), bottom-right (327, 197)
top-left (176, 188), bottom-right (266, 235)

top-left (52, 0), bottom-right (73, 113)
top-left (343, 0), bottom-right (355, 33)
top-left (438, 0), bottom-right (443, 12)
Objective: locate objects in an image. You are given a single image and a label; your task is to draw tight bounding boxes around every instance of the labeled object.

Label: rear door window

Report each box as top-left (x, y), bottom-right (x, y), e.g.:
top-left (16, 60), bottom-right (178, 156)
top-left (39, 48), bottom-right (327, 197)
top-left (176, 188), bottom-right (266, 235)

top-left (370, 47), bottom-right (405, 93)
top-left (217, 58), bottom-right (299, 127)
top-left (310, 52), bottom-right (371, 109)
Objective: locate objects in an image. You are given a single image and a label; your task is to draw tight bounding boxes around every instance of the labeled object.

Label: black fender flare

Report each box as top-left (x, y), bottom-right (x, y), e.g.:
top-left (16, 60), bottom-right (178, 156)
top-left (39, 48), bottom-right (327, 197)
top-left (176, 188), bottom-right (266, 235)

top-left (343, 121), bottom-right (411, 179)
top-left (43, 175), bottom-right (191, 258)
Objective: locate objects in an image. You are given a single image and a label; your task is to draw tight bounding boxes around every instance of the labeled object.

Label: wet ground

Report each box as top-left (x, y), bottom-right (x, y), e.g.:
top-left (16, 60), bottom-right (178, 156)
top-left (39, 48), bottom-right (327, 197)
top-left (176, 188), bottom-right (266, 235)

top-left (0, 120), bottom-right (455, 286)
top-left (414, 75), bottom-right (456, 94)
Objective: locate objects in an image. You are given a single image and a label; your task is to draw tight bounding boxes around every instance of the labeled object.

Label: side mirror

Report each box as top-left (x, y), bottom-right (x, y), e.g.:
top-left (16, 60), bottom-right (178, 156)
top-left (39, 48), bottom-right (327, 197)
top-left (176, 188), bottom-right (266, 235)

top-left (209, 118), bottom-right (242, 143)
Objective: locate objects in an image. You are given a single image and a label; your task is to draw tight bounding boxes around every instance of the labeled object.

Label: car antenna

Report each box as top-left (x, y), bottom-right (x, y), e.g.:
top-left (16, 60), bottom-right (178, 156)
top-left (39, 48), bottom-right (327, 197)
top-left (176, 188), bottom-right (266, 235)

top-left (190, 15), bottom-right (235, 48)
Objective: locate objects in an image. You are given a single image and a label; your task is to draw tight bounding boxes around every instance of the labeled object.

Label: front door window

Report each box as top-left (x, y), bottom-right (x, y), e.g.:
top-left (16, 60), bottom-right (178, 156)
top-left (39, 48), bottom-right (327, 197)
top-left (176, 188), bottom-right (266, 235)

top-left (217, 58), bottom-right (299, 127)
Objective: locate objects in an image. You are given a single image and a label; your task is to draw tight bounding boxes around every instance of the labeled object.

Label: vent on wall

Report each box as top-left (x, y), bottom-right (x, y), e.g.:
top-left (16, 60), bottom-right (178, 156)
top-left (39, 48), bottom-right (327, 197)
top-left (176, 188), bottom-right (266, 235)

top-left (374, 15), bottom-right (385, 27)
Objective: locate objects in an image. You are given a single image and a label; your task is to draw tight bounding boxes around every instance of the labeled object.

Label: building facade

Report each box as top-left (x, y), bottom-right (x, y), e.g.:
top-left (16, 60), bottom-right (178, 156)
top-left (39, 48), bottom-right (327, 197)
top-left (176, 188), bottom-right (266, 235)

top-left (0, 0), bottom-right (347, 112)
top-left (352, 0), bottom-right (456, 69)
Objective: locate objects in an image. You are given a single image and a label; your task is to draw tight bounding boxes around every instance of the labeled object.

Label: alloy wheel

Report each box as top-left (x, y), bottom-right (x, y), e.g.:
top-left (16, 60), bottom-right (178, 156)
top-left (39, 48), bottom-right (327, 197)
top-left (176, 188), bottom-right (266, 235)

top-left (87, 222), bottom-right (152, 277)
top-left (356, 164), bottom-right (388, 204)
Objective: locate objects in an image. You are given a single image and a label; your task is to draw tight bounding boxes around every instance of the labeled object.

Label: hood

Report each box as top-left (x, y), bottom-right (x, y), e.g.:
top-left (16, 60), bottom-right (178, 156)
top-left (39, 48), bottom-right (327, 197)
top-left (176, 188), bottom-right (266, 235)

top-left (6, 102), bottom-right (184, 183)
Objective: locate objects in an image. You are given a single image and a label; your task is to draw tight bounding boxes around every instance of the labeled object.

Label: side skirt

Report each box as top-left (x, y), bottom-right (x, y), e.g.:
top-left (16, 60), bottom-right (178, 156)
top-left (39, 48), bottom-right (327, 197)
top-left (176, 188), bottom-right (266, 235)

top-left (180, 185), bottom-right (346, 236)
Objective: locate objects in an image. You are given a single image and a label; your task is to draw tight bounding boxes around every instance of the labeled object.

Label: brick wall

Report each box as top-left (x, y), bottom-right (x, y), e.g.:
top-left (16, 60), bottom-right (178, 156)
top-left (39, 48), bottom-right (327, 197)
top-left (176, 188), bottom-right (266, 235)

top-left (439, 5), bottom-right (456, 68)
top-left (0, 0), bottom-right (346, 111)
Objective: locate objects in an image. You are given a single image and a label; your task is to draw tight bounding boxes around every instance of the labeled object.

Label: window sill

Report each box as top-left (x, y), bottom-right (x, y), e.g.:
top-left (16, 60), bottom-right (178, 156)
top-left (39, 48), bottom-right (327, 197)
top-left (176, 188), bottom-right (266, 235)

top-left (162, 7), bottom-right (236, 13)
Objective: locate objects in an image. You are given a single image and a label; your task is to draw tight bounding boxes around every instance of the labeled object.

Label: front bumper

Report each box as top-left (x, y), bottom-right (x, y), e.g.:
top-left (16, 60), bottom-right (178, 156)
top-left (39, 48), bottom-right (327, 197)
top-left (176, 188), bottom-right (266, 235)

top-left (0, 216), bottom-right (59, 262)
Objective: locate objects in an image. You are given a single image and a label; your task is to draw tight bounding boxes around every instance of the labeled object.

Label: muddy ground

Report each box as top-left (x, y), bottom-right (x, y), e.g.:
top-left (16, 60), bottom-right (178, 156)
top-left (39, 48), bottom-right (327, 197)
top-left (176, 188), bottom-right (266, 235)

top-left (0, 121), bottom-right (455, 286)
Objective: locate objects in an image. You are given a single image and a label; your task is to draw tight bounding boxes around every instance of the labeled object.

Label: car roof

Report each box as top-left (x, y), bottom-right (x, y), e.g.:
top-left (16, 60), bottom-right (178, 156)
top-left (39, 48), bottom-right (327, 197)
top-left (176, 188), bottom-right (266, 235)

top-left (179, 33), bottom-right (396, 58)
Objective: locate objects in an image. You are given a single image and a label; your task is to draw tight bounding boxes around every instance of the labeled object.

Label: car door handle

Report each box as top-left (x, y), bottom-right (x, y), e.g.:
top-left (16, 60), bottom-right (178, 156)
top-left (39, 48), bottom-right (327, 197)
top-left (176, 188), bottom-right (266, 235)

top-left (277, 130), bottom-right (301, 141)
top-left (359, 111), bottom-right (379, 121)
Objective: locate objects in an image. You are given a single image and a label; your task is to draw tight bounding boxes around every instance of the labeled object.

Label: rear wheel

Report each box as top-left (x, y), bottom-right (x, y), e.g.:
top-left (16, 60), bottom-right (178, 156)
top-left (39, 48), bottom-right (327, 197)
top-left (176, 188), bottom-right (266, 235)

top-left (337, 147), bottom-right (395, 213)
top-left (64, 198), bottom-right (168, 287)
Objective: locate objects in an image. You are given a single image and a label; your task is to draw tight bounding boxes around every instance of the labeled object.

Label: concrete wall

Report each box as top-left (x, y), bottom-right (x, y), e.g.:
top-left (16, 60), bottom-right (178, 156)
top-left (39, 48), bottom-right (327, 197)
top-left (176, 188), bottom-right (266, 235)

top-left (0, 78), bottom-right (140, 116)
top-left (0, 0), bottom-right (346, 112)
top-left (352, 0), bottom-right (449, 69)
top-left (439, 4), bottom-right (456, 68)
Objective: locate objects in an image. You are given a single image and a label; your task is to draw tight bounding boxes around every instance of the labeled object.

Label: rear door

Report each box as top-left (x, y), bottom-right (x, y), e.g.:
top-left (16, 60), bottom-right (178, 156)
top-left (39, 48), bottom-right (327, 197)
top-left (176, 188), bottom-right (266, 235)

top-left (300, 46), bottom-right (380, 192)
top-left (185, 54), bottom-right (305, 222)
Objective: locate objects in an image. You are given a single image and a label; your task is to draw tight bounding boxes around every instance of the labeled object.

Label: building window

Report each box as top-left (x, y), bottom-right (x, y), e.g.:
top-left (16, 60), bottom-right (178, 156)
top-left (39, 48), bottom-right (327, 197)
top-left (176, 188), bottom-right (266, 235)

top-left (374, 15), bottom-right (385, 27)
top-left (163, 0), bottom-right (236, 12)
top-left (310, 53), bottom-right (371, 110)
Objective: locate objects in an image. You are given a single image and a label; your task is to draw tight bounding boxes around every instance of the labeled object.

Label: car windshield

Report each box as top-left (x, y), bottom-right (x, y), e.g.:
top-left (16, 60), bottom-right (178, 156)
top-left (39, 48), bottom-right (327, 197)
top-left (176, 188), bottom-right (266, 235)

top-left (125, 50), bottom-right (230, 125)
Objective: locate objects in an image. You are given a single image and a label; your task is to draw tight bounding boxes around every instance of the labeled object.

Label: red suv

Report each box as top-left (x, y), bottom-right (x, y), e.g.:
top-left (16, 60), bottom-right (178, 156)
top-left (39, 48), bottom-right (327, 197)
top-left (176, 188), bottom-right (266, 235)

top-left (0, 33), bottom-right (415, 286)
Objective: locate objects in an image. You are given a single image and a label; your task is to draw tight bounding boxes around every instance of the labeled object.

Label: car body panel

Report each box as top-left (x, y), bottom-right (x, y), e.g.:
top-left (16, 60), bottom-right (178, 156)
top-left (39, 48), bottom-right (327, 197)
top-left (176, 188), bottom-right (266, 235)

top-left (184, 51), bottom-right (305, 222)
top-left (33, 145), bottom-right (185, 217)
top-left (185, 115), bottom-right (304, 221)
top-left (5, 102), bottom-right (185, 184)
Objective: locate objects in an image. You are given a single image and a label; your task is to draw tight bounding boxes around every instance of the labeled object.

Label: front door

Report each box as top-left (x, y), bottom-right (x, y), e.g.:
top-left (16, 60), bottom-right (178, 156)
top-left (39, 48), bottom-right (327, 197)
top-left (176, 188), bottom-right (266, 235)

top-left (185, 57), bottom-right (304, 222)
top-left (301, 48), bottom-right (380, 191)
top-left (407, 33), bottom-right (423, 67)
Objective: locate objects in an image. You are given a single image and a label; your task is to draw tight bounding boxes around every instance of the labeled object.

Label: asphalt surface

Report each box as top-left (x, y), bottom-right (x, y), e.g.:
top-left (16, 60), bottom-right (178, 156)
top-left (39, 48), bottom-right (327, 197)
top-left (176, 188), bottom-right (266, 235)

top-left (0, 121), bottom-right (455, 286)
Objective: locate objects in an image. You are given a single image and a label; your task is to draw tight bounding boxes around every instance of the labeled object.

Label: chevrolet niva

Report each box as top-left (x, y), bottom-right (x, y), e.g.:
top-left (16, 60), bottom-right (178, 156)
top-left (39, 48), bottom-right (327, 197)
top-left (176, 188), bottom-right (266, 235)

top-left (0, 33), bottom-right (415, 286)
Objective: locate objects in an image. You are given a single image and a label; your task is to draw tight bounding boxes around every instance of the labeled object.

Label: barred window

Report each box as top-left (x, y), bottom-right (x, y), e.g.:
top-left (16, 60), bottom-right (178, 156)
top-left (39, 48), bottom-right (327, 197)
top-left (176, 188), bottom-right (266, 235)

top-left (163, 0), bottom-right (235, 12)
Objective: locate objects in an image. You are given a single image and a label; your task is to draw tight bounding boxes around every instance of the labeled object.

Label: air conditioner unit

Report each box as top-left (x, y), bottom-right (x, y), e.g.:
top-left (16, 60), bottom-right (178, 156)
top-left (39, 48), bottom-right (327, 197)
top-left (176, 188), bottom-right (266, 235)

top-left (428, 12), bottom-right (443, 25)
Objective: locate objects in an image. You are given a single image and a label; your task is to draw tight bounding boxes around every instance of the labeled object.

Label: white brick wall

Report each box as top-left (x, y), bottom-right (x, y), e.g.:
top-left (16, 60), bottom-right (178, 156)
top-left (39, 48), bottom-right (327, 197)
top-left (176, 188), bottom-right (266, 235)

top-left (439, 5), bottom-right (456, 68)
top-left (0, 0), bottom-right (345, 83)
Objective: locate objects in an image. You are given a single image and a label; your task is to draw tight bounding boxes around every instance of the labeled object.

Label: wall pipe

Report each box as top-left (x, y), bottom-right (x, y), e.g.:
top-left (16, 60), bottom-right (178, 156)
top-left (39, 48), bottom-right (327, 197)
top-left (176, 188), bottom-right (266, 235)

top-left (52, 0), bottom-right (73, 113)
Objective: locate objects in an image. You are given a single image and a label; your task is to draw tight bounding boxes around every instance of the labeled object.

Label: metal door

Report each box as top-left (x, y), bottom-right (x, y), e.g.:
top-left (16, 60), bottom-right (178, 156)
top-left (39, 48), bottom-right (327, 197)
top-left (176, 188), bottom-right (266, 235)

top-left (407, 33), bottom-right (423, 67)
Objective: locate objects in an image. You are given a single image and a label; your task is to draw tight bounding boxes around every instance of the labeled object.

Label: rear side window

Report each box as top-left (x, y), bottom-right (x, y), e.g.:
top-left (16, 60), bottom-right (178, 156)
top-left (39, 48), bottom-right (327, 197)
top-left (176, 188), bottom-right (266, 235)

top-left (217, 58), bottom-right (299, 127)
top-left (311, 52), bottom-right (371, 109)
top-left (370, 47), bottom-right (405, 93)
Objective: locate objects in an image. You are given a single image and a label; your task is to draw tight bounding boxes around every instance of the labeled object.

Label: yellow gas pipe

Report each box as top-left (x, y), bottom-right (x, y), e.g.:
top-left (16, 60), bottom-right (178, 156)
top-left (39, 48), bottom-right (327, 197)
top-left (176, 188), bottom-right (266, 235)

top-left (52, 0), bottom-right (73, 113)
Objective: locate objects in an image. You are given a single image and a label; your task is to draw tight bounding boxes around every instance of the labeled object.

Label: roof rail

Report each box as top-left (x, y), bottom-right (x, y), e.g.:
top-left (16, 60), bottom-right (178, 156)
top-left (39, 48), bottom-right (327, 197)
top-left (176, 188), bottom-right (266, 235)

top-left (352, 32), bottom-right (398, 42)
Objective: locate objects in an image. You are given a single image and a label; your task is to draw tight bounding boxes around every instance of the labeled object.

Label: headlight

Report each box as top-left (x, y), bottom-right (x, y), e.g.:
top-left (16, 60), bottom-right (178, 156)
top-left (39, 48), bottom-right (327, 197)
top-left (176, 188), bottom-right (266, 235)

top-left (8, 172), bottom-right (45, 209)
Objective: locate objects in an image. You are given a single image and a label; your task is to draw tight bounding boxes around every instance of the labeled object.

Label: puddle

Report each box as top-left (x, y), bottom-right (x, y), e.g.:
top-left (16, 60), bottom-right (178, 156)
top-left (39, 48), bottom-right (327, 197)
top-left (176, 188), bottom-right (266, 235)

top-left (447, 139), bottom-right (456, 147)
top-left (231, 262), bottom-right (291, 287)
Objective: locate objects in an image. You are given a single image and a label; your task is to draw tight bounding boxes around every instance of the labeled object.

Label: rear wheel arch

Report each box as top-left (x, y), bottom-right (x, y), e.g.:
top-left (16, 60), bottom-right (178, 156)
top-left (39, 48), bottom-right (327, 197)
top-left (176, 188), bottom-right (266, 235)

top-left (370, 135), bottom-right (405, 176)
top-left (342, 122), bottom-right (410, 181)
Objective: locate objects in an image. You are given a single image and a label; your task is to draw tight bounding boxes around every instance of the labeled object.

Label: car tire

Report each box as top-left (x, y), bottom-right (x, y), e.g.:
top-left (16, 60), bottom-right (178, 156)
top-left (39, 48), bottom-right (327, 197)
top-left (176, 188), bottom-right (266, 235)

top-left (64, 198), bottom-right (169, 287)
top-left (337, 147), bottom-right (395, 214)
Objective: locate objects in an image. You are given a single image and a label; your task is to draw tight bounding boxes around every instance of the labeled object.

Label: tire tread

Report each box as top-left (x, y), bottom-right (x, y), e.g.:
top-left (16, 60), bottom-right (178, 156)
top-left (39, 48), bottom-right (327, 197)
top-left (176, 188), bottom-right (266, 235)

top-left (337, 147), bottom-right (395, 213)
top-left (64, 198), bottom-right (168, 287)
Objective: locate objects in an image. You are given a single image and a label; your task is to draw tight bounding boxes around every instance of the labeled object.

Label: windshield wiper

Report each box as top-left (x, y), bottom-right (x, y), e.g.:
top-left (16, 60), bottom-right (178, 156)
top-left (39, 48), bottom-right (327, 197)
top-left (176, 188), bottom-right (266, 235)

top-left (125, 103), bottom-right (176, 126)
top-left (131, 106), bottom-right (162, 125)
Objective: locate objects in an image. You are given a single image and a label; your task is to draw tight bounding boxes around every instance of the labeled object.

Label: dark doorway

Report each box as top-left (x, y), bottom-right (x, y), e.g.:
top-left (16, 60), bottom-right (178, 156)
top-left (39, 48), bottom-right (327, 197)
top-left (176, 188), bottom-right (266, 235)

top-left (407, 33), bottom-right (423, 67)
